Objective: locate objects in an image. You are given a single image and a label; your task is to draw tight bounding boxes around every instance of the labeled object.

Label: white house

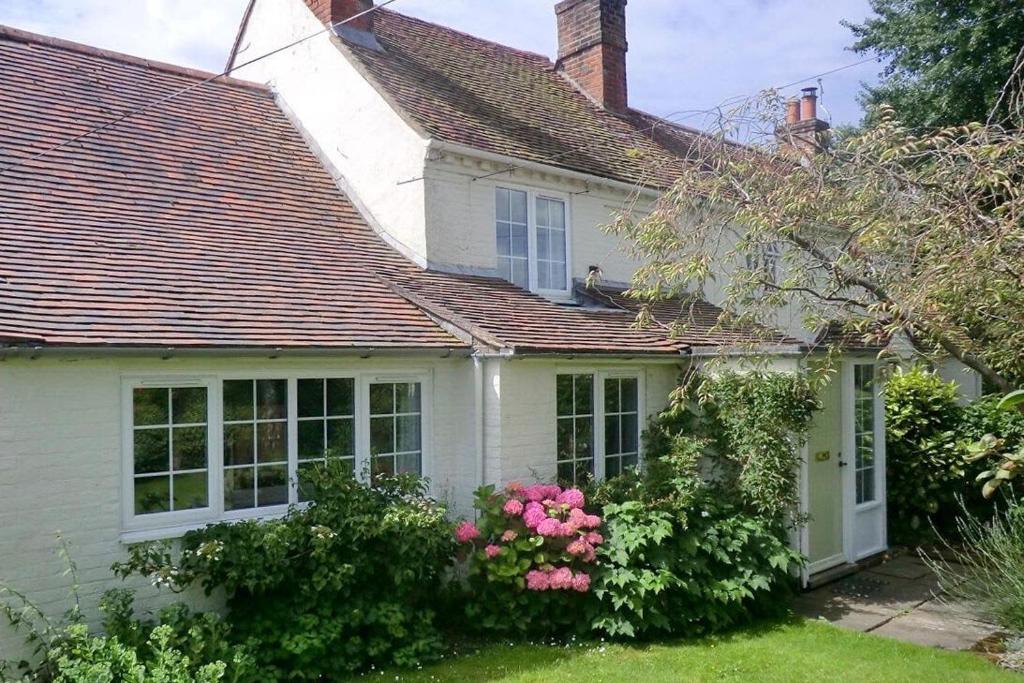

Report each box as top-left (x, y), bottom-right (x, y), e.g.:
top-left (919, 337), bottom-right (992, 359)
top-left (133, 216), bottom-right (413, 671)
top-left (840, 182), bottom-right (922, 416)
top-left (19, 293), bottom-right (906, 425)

top-left (0, 0), bottom-right (900, 656)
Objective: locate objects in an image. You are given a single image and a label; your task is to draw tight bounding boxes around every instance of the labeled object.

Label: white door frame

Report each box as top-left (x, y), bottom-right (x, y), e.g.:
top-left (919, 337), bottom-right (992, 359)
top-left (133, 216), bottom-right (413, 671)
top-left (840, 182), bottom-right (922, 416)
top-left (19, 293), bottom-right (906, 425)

top-left (840, 359), bottom-right (888, 562)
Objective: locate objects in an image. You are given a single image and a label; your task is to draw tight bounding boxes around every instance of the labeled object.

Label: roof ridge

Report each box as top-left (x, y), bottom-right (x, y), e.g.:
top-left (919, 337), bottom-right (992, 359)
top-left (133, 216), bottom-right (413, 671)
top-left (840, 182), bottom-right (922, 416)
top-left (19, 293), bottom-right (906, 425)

top-left (0, 23), bottom-right (269, 93)
top-left (379, 8), bottom-right (555, 66)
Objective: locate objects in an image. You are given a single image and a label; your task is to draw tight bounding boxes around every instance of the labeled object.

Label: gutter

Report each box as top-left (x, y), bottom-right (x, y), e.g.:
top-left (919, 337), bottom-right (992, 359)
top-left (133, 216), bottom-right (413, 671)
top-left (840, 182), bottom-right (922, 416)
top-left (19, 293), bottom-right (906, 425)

top-left (0, 345), bottom-right (472, 361)
top-left (473, 353), bottom-right (486, 488)
top-left (428, 140), bottom-right (663, 199)
top-left (687, 343), bottom-right (806, 358)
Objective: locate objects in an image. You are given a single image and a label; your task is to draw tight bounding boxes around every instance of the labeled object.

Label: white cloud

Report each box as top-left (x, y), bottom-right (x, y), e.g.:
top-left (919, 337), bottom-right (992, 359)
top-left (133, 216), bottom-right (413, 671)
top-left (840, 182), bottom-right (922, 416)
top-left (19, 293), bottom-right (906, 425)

top-left (0, 0), bottom-right (881, 125)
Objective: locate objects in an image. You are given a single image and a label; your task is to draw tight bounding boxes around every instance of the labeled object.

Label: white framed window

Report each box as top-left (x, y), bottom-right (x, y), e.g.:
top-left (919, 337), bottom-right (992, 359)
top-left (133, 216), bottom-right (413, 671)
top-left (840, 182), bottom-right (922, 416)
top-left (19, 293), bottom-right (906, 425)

top-left (495, 185), bottom-right (571, 295)
top-left (122, 371), bottom-right (430, 538)
top-left (746, 241), bottom-right (783, 286)
top-left (556, 370), bottom-right (644, 485)
top-left (853, 364), bottom-right (876, 504)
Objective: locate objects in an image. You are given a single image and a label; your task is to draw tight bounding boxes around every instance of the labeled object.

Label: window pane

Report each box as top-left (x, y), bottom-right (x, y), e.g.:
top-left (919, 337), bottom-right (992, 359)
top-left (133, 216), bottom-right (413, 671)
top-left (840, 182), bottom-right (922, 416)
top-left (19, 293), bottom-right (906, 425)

top-left (134, 388), bottom-right (168, 426)
top-left (536, 197), bottom-right (550, 226)
top-left (604, 379), bottom-right (620, 413)
top-left (547, 266), bottom-right (566, 291)
top-left (556, 376), bottom-right (574, 416)
top-left (557, 461), bottom-right (574, 483)
top-left (549, 200), bottom-right (565, 229)
top-left (134, 429), bottom-right (169, 475)
top-left (326, 418), bottom-right (355, 456)
top-left (496, 228), bottom-right (511, 259)
top-left (326, 378), bottom-right (355, 417)
top-left (172, 387), bottom-right (206, 424)
top-left (510, 224), bottom-right (528, 257)
top-left (173, 473), bottom-right (207, 511)
top-left (574, 418), bottom-right (593, 459)
top-left (511, 259), bottom-right (529, 289)
top-left (557, 418), bottom-right (574, 461)
top-left (223, 423), bottom-right (255, 466)
top-left (370, 416), bottom-right (394, 456)
top-left (223, 380), bottom-right (253, 422)
top-left (372, 455), bottom-right (395, 477)
top-left (395, 383), bottom-right (421, 413)
top-left (224, 468), bottom-right (254, 510)
top-left (370, 383), bottom-right (393, 415)
top-left (497, 258), bottom-right (512, 282)
top-left (574, 375), bottom-right (593, 415)
top-left (257, 422), bottom-right (287, 464)
top-left (256, 380), bottom-right (287, 420)
top-left (297, 420), bottom-right (325, 459)
top-left (621, 378), bottom-right (638, 411)
top-left (172, 426), bottom-right (207, 470)
top-left (297, 379), bottom-right (324, 418)
top-left (496, 188), bottom-right (510, 221)
top-left (510, 189), bottom-right (527, 223)
top-left (605, 416), bottom-right (620, 455)
top-left (257, 465), bottom-right (288, 507)
top-left (606, 457), bottom-right (621, 479)
top-left (396, 415), bottom-right (421, 453)
top-left (396, 453), bottom-right (421, 475)
top-left (621, 413), bottom-right (639, 454)
top-left (537, 227), bottom-right (550, 260)
top-left (135, 476), bottom-right (170, 515)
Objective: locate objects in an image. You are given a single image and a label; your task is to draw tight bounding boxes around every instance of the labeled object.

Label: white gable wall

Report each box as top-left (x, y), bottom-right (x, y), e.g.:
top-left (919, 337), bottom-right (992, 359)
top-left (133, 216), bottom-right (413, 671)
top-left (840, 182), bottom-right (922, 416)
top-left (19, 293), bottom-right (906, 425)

top-left (231, 0), bottom-right (431, 266)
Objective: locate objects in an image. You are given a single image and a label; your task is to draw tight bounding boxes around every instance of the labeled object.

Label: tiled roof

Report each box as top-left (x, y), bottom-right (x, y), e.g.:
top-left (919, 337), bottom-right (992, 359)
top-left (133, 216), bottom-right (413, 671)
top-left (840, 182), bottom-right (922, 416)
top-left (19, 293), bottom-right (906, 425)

top-left (0, 26), bottom-right (462, 350)
top-left (382, 272), bottom-right (687, 355)
top-left (576, 285), bottom-right (802, 348)
top-left (337, 10), bottom-right (705, 189)
top-left (812, 321), bottom-right (890, 352)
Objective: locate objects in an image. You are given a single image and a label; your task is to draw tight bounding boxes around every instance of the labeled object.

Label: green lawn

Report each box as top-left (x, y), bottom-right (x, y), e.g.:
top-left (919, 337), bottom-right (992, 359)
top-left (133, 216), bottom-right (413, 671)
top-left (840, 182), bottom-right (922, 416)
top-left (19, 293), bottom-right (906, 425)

top-left (360, 619), bottom-right (1017, 682)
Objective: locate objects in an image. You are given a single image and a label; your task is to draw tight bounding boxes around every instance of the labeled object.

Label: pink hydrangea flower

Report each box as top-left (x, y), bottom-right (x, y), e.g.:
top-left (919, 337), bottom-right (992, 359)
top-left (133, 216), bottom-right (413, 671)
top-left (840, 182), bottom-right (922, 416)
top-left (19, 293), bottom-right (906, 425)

top-left (567, 507), bottom-right (587, 529)
top-left (560, 522), bottom-right (577, 537)
top-left (505, 481), bottom-right (524, 494)
top-left (503, 498), bottom-right (524, 516)
top-left (584, 531), bottom-right (604, 545)
top-left (549, 566), bottom-right (574, 590)
top-left (485, 544), bottom-right (502, 559)
top-left (542, 484), bottom-right (563, 500)
top-left (525, 570), bottom-right (550, 591)
top-left (523, 505), bottom-right (547, 530)
top-left (523, 485), bottom-right (547, 502)
top-left (556, 488), bottom-right (585, 509)
top-left (501, 529), bottom-right (518, 542)
top-left (584, 514), bottom-right (601, 529)
top-left (566, 539), bottom-right (587, 556)
top-left (571, 572), bottom-right (591, 592)
top-left (541, 499), bottom-right (558, 510)
top-left (454, 520), bottom-right (481, 544)
top-left (536, 517), bottom-right (563, 537)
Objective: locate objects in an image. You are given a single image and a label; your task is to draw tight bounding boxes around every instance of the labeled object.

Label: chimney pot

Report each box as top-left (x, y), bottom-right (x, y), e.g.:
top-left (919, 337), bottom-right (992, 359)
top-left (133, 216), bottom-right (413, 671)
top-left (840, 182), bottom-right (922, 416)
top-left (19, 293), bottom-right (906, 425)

top-left (555, 0), bottom-right (629, 112)
top-left (800, 87), bottom-right (818, 121)
top-left (785, 99), bottom-right (800, 124)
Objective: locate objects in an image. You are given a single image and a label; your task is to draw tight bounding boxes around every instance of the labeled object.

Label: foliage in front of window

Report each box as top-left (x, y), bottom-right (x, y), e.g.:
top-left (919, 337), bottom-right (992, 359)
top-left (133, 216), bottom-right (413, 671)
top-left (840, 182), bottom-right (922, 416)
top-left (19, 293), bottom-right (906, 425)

top-left (698, 372), bottom-right (819, 525)
top-left (454, 483), bottom-right (603, 636)
top-left (114, 462), bottom-right (455, 680)
top-left (584, 422), bottom-right (802, 639)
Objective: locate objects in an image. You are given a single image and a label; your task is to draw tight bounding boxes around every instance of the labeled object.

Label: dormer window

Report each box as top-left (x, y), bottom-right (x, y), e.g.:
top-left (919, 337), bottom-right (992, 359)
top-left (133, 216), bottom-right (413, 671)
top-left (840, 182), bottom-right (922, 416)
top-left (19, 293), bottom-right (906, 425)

top-left (495, 186), bottom-right (570, 295)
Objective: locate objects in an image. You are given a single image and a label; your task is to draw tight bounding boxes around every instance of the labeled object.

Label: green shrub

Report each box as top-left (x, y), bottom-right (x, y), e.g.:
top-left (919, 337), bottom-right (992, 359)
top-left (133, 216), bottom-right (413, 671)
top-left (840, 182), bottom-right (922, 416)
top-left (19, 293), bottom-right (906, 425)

top-left (115, 463), bottom-right (455, 680)
top-left (46, 624), bottom-right (226, 683)
top-left (884, 366), bottom-right (972, 542)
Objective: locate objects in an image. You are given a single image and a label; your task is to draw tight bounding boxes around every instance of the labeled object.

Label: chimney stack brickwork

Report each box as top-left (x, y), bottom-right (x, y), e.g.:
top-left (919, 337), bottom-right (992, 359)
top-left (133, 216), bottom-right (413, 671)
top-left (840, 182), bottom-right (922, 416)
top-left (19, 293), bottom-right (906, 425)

top-left (777, 87), bottom-right (829, 157)
top-left (555, 0), bottom-right (629, 112)
top-left (304, 0), bottom-right (374, 32)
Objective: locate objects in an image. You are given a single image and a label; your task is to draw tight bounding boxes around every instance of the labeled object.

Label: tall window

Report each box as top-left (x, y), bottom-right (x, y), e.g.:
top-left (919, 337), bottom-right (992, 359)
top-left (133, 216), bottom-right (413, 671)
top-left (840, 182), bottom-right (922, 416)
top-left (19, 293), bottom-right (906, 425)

top-left (536, 197), bottom-right (567, 290)
top-left (297, 378), bottom-right (356, 500)
top-left (746, 241), bottom-right (782, 286)
top-left (556, 374), bottom-right (594, 484)
top-left (854, 365), bottom-right (876, 504)
top-left (369, 382), bottom-right (423, 477)
top-left (222, 379), bottom-right (289, 510)
top-left (131, 387), bottom-right (209, 515)
top-left (496, 187), bottom-right (529, 289)
top-left (495, 187), bottom-right (568, 293)
top-left (604, 377), bottom-right (639, 477)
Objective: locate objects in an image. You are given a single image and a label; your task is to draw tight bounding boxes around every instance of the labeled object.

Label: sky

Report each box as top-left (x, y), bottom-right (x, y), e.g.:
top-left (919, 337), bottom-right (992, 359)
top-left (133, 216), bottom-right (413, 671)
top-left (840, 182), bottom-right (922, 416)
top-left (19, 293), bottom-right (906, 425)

top-left (0, 0), bottom-right (883, 127)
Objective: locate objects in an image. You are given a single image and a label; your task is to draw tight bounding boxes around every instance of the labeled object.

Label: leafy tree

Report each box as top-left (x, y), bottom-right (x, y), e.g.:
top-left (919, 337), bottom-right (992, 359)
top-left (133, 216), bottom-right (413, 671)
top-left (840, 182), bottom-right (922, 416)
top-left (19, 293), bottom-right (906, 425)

top-left (845, 0), bottom-right (1024, 128)
top-left (611, 97), bottom-right (1024, 391)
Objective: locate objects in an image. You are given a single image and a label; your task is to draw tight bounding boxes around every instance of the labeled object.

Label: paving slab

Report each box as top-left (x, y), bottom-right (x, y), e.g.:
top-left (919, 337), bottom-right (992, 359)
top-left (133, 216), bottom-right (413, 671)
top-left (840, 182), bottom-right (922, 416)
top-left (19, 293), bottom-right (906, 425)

top-left (796, 554), bottom-right (999, 650)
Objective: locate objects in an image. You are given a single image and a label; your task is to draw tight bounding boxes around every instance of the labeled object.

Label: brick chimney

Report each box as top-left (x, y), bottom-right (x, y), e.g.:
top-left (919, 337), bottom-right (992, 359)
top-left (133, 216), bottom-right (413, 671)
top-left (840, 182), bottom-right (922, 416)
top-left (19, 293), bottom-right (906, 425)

top-left (555, 0), bottom-right (629, 113)
top-left (304, 0), bottom-right (374, 33)
top-left (776, 87), bottom-right (830, 157)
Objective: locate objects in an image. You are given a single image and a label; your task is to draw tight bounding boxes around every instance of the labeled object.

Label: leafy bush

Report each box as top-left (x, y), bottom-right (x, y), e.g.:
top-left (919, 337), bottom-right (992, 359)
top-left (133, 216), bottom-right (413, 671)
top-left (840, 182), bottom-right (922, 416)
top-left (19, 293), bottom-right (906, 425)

top-left (699, 372), bottom-right (819, 524)
top-left (455, 483), bottom-right (602, 636)
top-left (115, 463), bottom-right (455, 680)
top-left (963, 391), bottom-right (1024, 499)
top-left (46, 624), bottom-right (226, 683)
top-left (884, 366), bottom-right (972, 542)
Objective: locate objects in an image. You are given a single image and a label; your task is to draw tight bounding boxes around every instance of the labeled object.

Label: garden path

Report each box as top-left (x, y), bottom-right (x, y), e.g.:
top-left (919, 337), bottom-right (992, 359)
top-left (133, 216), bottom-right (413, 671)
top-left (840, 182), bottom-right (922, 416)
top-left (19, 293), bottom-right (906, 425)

top-left (794, 553), bottom-right (998, 651)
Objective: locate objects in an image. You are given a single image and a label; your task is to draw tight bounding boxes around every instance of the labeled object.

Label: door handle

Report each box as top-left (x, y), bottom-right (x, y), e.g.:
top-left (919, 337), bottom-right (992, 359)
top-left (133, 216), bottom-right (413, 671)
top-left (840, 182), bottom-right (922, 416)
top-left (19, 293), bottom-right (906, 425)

top-left (837, 453), bottom-right (848, 468)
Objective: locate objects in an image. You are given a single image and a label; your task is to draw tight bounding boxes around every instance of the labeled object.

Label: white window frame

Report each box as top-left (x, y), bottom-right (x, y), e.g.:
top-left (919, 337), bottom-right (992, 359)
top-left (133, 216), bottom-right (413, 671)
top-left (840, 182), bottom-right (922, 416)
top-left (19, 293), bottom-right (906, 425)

top-left (555, 367), bottom-right (645, 483)
top-left (493, 183), bottom-right (573, 298)
top-left (121, 370), bottom-right (433, 541)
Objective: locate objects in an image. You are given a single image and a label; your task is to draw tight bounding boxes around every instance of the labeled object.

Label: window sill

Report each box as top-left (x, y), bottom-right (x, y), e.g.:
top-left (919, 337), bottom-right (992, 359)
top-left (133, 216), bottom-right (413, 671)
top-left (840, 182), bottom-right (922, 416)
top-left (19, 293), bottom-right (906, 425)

top-left (120, 509), bottom-right (290, 544)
